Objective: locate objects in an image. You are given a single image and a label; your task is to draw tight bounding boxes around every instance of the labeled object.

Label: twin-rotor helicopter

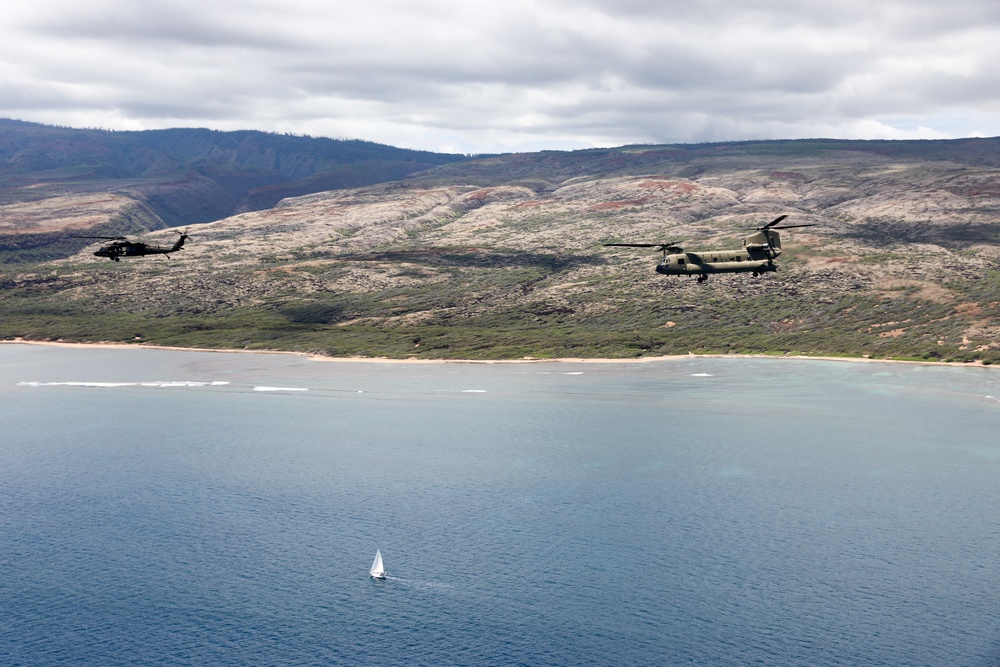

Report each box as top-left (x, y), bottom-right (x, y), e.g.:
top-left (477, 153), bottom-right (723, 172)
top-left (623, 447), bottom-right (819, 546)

top-left (74, 231), bottom-right (189, 262)
top-left (604, 215), bottom-right (816, 282)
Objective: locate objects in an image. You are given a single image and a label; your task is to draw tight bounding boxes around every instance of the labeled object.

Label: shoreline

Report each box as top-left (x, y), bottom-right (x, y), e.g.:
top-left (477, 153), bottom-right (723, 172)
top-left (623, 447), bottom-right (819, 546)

top-left (3, 338), bottom-right (993, 369)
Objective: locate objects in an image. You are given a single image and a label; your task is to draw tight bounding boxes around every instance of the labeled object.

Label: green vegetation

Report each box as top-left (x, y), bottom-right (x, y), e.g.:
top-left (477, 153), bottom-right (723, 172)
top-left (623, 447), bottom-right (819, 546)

top-left (3, 252), bottom-right (998, 364)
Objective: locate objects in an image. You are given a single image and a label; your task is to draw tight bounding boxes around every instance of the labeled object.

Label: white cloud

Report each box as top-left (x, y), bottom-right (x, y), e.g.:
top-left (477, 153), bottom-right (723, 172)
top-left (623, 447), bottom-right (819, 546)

top-left (3, 0), bottom-right (1000, 153)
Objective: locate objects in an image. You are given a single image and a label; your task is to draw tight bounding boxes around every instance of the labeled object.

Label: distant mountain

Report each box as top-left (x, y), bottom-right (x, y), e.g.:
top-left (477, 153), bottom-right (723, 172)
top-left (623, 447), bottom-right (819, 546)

top-left (0, 119), bottom-right (469, 261)
top-left (411, 137), bottom-right (1000, 187)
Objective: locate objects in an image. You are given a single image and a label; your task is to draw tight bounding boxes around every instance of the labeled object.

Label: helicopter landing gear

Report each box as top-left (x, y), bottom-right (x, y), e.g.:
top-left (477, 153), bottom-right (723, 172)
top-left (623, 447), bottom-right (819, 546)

top-left (696, 274), bottom-right (708, 283)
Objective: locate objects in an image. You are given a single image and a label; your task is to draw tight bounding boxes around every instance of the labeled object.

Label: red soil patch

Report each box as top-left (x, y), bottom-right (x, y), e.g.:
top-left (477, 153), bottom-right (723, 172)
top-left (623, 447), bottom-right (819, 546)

top-left (636, 180), bottom-right (698, 193)
top-left (955, 302), bottom-right (983, 317)
top-left (465, 188), bottom-right (496, 200)
top-left (590, 197), bottom-right (652, 211)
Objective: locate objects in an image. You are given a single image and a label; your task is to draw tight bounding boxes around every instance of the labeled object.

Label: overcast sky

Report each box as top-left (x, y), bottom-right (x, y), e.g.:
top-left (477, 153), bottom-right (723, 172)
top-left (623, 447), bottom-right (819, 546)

top-left (4, 0), bottom-right (1000, 154)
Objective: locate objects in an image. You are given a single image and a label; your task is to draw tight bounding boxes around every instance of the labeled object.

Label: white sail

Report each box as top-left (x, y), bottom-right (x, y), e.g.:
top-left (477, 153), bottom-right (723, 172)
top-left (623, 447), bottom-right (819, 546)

top-left (370, 549), bottom-right (385, 579)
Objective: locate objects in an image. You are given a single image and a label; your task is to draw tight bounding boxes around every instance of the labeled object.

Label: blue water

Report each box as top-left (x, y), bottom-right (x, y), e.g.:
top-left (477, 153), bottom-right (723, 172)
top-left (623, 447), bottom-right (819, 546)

top-left (2, 344), bottom-right (1000, 666)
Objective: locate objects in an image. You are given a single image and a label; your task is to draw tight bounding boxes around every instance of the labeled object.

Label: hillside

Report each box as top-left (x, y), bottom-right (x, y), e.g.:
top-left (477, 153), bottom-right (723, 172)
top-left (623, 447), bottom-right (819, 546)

top-left (0, 119), bottom-right (467, 262)
top-left (2, 135), bottom-right (999, 362)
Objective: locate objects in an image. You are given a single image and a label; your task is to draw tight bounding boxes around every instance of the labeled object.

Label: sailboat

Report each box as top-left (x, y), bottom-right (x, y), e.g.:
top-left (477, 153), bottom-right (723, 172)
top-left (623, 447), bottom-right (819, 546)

top-left (369, 549), bottom-right (386, 579)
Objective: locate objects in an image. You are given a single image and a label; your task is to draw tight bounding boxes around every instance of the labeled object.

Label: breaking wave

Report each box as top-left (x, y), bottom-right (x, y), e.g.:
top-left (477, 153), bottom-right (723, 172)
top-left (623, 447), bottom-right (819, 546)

top-left (18, 381), bottom-right (231, 388)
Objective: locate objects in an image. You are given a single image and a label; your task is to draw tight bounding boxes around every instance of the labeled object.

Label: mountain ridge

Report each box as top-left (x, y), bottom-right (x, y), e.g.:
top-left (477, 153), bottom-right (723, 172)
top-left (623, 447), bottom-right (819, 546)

top-left (0, 119), bottom-right (469, 258)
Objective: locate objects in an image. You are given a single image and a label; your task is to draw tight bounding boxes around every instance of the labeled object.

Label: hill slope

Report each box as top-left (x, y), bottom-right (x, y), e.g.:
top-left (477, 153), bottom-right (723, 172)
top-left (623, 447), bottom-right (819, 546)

top-left (2, 137), bottom-right (999, 361)
top-left (0, 119), bottom-right (467, 261)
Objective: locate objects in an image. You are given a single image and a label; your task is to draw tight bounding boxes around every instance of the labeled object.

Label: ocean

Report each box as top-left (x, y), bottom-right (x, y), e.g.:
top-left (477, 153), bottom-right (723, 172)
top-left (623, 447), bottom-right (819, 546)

top-left (2, 343), bottom-right (999, 666)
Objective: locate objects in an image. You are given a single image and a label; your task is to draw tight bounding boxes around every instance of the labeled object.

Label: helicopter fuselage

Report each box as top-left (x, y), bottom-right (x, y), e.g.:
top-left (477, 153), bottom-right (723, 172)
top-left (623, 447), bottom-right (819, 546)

top-left (655, 245), bottom-right (778, 277)
top-left (653, 230), bottom-right (782, 280)
top-left (94, 243), bottom-right (165, 260)
top-left (93, 235), bottom-right (187, 261)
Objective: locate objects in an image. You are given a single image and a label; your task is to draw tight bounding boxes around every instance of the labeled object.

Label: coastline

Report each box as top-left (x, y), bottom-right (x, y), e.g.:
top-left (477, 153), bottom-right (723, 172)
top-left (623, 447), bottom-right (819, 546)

top-left (3, 338), bottom-right (993, 368)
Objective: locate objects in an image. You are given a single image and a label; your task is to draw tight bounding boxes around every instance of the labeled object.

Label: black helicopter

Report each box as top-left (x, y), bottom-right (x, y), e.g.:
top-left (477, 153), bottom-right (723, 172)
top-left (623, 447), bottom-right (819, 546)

top-left (75, 231), bottom-right (189, 262)
top-left (604, 215), bottom-right (816, 282)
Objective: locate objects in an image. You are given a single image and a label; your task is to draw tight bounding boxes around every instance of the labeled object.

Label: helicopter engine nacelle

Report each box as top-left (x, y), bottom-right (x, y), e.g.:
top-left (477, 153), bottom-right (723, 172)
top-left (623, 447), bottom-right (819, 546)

top-left (743, 230), bottom-right (781, 256)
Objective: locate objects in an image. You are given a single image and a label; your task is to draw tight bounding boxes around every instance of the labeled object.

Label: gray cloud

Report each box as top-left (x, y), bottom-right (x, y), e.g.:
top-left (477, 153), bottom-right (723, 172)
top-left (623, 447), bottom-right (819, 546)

top-left (4, 0), bottom-right (1000, 152)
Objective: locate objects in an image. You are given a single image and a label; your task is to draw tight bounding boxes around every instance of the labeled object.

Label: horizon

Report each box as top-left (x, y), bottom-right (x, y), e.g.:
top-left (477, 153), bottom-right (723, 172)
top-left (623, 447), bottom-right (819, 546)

top-left (5, 116), bottom-right (1000, 158)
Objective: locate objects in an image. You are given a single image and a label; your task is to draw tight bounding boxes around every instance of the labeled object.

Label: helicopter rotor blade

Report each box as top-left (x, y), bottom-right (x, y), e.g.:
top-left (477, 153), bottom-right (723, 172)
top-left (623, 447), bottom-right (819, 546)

top-left (769, 223), bottom-right (818, 230)
top-left (604, 242), bottom-right (682, 251)
top-left (753, 215), bottom-right (789, 231)
top-left (71, 235), bottom-right (127, 240)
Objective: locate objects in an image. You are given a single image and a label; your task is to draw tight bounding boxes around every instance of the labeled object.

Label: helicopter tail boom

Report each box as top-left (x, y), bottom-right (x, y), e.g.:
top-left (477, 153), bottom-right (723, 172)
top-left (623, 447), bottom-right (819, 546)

top-left (169, 234), bottom-right (188, 253)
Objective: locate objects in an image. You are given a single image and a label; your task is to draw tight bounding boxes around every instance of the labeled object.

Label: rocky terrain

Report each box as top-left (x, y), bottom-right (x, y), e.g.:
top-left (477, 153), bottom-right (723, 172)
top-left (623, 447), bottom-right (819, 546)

top-left (2, 134), bottom-right (999, 361)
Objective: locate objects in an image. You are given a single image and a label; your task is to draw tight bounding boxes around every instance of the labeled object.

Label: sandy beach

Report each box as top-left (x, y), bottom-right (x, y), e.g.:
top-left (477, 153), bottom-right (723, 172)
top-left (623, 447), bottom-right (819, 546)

top-left (3, 338), bottom-right (992, 368)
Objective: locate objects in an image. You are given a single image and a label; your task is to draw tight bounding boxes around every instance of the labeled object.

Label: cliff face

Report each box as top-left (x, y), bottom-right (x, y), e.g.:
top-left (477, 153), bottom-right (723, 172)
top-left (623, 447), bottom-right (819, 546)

top-left (2, 131), bottom-right (1000, 361)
